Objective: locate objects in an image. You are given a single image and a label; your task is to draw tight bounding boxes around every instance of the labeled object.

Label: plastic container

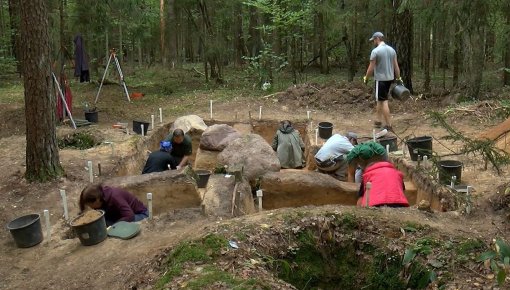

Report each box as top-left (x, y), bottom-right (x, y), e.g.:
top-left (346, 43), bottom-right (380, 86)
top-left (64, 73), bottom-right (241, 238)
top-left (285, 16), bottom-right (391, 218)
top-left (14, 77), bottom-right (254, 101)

top-left (318, 122), bottom-right (333, 139)
top-left (391, 84), bottom-right (411, 100)
top-left (84, 111), bottom-right (98, 123)
top-left (406, 136), bottom-right (433, 161)
top-left (70, 210), bottom-right (107, 246)
top-left (438, 160), bottom-right (463, 185)
top-left (133, 120), bottom-right (150, 135)
top-left (195, 170), bottom-right (212, 188)
top-left (7, 214), bottom-right (43, 248)
top-left (378, 136), bottom-right (398, 152)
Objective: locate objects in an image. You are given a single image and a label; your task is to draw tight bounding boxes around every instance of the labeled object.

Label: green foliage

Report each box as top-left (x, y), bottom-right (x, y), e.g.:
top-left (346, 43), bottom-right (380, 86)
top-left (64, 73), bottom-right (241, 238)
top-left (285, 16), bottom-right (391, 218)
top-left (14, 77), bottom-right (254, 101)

top-left (155, 234), bottom-right (228, 289)
top-left (0, 57), bottom-right (17, 76)
top-left (428, 111), bottom-right (510, 174)
top-left (456, 238), bottom-right (485, 255)
top-left (58, 132), bottom-right (100, 149)
top-left (478, 238), bottom-right (510, 286)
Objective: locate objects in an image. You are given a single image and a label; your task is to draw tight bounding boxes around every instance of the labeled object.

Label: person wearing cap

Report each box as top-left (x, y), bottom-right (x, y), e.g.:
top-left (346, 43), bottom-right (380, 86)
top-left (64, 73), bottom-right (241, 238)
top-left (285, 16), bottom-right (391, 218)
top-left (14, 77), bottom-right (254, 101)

top-left (314, 133), bottom-right (358, 181)
top-left (164, 128), bottom-right (193, 170)
top-left (272, 120), bottom-right (305, 169)
top-left (142, 141), bottom-right (175, 174)
top-left (363, 31), bottom-right (401, 132)
top-left (346, 142), bottom-right (408, 207)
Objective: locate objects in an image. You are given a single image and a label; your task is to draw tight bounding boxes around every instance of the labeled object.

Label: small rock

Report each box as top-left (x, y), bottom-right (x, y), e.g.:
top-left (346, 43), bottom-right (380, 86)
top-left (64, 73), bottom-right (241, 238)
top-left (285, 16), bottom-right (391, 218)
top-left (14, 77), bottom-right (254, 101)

top-left (418, 200), bottom-right (432, 212)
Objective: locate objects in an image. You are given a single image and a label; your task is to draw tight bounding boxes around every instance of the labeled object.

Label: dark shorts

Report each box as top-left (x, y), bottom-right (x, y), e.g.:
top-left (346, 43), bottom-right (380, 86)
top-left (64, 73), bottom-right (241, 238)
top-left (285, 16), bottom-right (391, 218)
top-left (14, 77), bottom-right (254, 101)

top-left (375, 80), bottom-right (392, 102)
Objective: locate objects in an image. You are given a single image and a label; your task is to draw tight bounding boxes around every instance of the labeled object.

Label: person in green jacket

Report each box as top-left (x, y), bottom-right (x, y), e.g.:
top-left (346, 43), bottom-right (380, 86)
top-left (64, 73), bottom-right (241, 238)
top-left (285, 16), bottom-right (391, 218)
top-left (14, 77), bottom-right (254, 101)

top-left (272, 120), bottom-right (305, 169)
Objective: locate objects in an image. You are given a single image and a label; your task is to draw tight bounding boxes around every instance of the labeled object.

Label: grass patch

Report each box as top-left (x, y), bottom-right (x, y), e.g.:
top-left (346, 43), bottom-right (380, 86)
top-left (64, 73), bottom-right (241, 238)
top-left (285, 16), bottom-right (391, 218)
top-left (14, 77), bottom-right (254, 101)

top-left (186, 265), bottom-right (260, 290)
top-left (58, 132), bottom-right (100, 149)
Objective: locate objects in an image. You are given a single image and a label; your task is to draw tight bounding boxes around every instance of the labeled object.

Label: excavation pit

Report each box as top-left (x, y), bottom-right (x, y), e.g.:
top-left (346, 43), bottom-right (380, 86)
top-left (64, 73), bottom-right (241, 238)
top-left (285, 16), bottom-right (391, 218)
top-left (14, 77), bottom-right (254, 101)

top-left (108, 117), bottom-right (456, 216)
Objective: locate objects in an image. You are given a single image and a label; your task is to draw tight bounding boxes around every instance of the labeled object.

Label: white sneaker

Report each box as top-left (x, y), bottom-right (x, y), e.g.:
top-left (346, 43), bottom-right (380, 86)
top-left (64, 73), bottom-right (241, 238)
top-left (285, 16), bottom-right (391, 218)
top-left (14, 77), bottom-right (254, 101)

top-left (374, 129), bottom-right (388, 139)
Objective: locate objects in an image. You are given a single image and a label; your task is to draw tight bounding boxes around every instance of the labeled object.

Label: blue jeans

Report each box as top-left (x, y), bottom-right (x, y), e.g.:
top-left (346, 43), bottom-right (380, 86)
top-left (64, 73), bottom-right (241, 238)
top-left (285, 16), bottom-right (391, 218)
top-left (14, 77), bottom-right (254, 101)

top-left (134, 210), bottom-right (149, 222)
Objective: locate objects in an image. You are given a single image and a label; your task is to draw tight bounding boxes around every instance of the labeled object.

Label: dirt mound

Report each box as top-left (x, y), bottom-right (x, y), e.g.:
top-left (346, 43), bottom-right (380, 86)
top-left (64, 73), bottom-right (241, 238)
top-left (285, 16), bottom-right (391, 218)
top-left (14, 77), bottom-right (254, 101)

top-left (277, 82), bottom-right (373, 112)
top-left (71, 210), bottom-right (103, 226)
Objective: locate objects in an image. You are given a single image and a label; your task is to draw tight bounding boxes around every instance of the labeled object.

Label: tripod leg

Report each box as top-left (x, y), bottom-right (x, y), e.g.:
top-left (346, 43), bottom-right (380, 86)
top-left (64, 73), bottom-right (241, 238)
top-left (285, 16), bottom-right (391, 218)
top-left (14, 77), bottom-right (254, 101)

top-left (94, 54), bottom-right (113, 104)
top-left (114, 55), bottom-right (131, 102)
top-left (52, 73), bottom-right (77, 129)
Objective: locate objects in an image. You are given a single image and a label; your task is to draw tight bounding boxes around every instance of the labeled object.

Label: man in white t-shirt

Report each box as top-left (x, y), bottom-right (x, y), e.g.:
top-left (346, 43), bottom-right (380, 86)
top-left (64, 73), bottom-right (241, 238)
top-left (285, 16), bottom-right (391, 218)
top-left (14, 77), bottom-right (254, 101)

top-left (363, 32), bottom-right (401, 132)
top-left (314, 133), bottom-right (358, 181)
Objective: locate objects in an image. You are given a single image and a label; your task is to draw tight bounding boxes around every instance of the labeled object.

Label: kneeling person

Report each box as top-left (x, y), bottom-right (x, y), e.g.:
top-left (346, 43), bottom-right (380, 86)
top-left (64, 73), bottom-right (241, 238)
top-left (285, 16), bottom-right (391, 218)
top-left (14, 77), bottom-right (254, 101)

top-left (314, 133), bottom-right (357, 181)
top-left (347, 142), bottom-right (408, 207)
top-left (165, 128), bottom-right (192, 170)
top-left (142, 141), bottom-right (174, 174)
top-left (79, 184), bottom-right (149, 226)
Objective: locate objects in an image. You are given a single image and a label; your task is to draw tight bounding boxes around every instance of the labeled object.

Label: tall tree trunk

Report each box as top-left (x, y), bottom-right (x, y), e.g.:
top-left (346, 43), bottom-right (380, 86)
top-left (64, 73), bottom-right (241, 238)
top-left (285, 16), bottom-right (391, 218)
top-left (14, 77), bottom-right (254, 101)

top-left (233, 3), bottom-right (244, 67)
top-left (8, 0), bottom-right (22, 73)
top-left (167, 0), bottom-right (177, 67)
top-left (391, 1), bottom-right (413, 93)
top-left (504, 4), bottom-right (510, 86)
top-left (160, 0), bottom-right (166, 64)
top-left (317, 10), bottom-right (328, 74)
top-left (118, 23), bottom-right (123, 62)
top-left (452, 18), bottom-right (461, 87)
top-left (0, 0), bottom-right (6, 57)
top-left (105, 30), bottom-right (109, 63)
top-left (248, 6), bottom-right (261, 57)
top-left (20, 0), bottom-right (63, 181)
top-left (138, 39), bottom-right (143, 67)
top-left (424, 27), bottom-right (431, 92)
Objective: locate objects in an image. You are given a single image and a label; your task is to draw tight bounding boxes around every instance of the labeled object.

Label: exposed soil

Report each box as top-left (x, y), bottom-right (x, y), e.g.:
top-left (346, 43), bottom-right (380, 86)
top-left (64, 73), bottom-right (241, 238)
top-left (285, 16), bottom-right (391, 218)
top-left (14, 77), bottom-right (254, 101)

top-left (71, 210), bottom-right (103, 226)
top-left (1, 71), bottom-right (510, 289)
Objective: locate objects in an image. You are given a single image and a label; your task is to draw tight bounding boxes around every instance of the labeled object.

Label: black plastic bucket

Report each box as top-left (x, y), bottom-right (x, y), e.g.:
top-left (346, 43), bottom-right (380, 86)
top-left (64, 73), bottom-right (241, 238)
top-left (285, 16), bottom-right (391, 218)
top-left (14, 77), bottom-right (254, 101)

top-left (133, 120), bottom-right (150, 135)
top-left (84, 111), bottom-right (98, 123)
top-left (70, 210), bottom-right (107, 246)
top-left (318, 122), bottom-right (333, 139)
top-left (406, 136), bottom-right (433, 161)
top-left (391, 84), bottom-right (411, 100)
top-left (438, 160), bottom-right (463, 185)
top-left (195, 170), bottom-right (212, 188)
top-left (7, 214), bottom-right (43, 248)
top-left (378, 136), bottom-right (398, 152)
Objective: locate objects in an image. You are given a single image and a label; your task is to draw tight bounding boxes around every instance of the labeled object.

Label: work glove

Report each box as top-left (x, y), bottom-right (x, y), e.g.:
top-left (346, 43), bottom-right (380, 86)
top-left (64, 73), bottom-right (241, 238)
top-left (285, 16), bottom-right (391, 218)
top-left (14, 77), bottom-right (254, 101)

top-left (395, 77), bottom-right (403, 86)
top-left (363, 76), bottom-right (368, 84)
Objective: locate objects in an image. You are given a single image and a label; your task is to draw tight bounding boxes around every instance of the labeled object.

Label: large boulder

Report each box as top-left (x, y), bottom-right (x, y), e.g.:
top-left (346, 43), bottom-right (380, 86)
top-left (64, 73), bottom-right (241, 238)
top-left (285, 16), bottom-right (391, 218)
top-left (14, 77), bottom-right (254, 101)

top-left (200, 124), bottom-right (241, 151)
top-left (194, 148), bottom-right (220, 171)
top-left (170, 115), bottom-right (208, 134)
top-left (218, 134), bottom-right (280, 184)
top-left (202, 174), bottom-right (255, 217)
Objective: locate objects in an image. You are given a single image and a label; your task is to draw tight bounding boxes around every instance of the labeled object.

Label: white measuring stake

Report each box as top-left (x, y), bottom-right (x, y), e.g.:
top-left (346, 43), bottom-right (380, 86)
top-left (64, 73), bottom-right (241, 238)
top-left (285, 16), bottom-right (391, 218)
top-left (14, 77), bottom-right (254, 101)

top-left (450, 175), bottom-right (457, 188)
top-left (126, 126), bottom-right (130, 135)
top-left (87, 161), bottom-right (93, 183)
top-left (310, 121), bottom-right (313, 131)
top-left (151, 114), bottom-right (155, 131)
top-left (141, 124), bottom-right (145, 137)
top-left (147, 192), bottom-right (153, 220)
top-left (159, 108), bottom-right (163, 123)
top-left (423, 155), bottom-right (428, 168)
top-left (386, 144), bottom-right (390, 154)
top-left (372, 129), bottom-right (376, 142)
top-left (256, 189), bottom-right (263, 211)
top-left (60, 189), bottom-right (69, 220)
top-left (210, 100), bottom-right (213, 119)
top-left (365, 182), bottom-right (372, 207)
top-left (315, 128), bottom-right (318, 145)
top-left (307, 110), bottom-right (311, 120)
top-left (466, 186), bottom-right (472, 214)
top-left (259, 106), bottom-right (262, 120)
top-left (43, 209), bottom-right (51, 240)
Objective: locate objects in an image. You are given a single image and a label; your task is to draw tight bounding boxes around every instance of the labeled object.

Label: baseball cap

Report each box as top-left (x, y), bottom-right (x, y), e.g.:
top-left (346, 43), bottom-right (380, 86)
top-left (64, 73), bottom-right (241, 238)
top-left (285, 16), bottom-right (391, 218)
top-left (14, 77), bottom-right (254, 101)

top-left (369, 32), bottom-right (384, 41)
top-left (346, 132), bottom-right (358, 140)
top-left (160, 141), bottom-right (172, 151)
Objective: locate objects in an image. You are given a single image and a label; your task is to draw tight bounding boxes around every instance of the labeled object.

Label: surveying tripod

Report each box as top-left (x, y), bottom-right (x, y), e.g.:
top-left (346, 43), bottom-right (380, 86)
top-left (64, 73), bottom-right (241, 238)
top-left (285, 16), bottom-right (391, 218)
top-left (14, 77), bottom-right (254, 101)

top-left (94, 48), bottom-right (131, 104)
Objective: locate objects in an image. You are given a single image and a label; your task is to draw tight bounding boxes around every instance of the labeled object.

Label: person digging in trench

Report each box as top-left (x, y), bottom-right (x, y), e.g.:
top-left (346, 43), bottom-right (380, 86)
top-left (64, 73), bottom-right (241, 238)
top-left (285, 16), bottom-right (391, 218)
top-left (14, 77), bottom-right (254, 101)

top-left (314, 132), bottom-right (359, 181)
top-left (346, 142), bottom-right (408, 207)
top-left (272, 120), bottom-right (305, 169)
top-left (164, 128), bottom-right (192, 170)
top-left (79, 184), bottom-right (148, 226)
top-left (142, 141), bottom-right (174, 174)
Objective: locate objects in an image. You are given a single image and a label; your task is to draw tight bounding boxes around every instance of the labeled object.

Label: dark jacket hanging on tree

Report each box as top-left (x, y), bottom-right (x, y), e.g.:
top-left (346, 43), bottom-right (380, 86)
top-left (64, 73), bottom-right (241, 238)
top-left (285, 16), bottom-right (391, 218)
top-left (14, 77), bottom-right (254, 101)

top-left (74, 34), bottom-right (90, 82)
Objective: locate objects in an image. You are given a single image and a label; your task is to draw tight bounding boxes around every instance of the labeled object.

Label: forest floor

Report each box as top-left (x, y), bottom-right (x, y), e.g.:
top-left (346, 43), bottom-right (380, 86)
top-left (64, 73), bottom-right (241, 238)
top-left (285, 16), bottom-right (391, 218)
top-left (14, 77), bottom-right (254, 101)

top-left (1, 65), bottom-right (510, 289)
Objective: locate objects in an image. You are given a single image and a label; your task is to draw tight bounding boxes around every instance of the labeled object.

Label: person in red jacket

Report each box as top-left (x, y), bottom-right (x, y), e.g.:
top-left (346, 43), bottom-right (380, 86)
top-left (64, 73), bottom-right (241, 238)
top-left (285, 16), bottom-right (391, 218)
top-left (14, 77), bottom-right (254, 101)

top-left (347, 142), bottom-right (408, 207)
top-left (79, 184), bottom-right (148, 225)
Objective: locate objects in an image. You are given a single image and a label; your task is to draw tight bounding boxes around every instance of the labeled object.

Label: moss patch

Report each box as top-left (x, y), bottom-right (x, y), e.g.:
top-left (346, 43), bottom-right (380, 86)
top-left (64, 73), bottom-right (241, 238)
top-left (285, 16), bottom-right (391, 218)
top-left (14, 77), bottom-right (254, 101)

top-left (58, 132), bottom-right (101, 149)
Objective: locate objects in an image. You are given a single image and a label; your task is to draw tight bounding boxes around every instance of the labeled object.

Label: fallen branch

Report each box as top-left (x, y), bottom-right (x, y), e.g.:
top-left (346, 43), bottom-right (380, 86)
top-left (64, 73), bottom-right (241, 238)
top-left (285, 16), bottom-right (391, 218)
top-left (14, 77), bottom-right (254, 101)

top-left (261, 92), bottom-right (284, 99)
top-left (193, 67), bottom-right (205, 76)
